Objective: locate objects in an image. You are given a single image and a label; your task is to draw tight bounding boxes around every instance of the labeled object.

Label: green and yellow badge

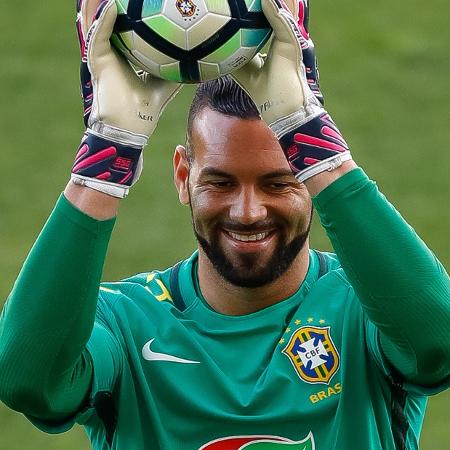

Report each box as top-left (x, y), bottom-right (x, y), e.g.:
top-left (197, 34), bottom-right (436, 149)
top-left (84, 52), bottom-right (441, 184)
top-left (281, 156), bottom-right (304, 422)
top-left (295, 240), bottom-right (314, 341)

top-left (283, 326), bottom-right (340, 384)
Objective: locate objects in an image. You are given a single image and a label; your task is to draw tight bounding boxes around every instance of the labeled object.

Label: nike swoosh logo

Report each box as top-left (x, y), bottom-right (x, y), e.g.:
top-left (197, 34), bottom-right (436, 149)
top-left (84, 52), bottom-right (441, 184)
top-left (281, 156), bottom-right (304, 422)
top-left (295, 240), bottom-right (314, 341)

top-left (142, 339), bottom-right (200, 364)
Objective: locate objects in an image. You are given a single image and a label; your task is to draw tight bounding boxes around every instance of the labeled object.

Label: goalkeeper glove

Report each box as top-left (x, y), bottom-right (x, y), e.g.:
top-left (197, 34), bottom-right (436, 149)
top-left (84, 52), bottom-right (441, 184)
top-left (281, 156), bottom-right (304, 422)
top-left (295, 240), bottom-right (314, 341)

top-left (232, 0), bottom-right (351, 183)
top-left (72, 0), bottom-right (181, 198)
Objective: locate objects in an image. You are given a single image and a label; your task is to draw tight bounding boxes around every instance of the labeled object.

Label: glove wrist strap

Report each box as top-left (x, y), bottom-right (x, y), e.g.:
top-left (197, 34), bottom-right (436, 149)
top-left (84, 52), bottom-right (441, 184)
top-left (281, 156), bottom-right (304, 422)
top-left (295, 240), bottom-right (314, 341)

top-left (295, 152), bottom-right (352, 182)
top-left (70, 175), bottom-right (131, 198)
top-left (71, 129), bottom-right (145, 198)
top-left (277, 110), bottom-right (352, 182)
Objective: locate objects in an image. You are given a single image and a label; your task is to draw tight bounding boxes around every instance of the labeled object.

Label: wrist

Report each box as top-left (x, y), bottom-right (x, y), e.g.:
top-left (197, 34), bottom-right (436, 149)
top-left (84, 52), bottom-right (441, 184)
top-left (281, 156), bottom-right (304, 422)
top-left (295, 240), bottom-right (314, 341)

top-left (64, 181), bottom-right (120, 220)
top-left (304, 160), bottom-right (358, 196)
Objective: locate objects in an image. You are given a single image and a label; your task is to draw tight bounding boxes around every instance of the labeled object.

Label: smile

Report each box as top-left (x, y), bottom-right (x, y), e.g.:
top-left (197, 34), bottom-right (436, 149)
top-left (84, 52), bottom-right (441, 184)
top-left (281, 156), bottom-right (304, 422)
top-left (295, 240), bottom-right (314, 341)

top-left (226, 231), bottom-right (271, 242)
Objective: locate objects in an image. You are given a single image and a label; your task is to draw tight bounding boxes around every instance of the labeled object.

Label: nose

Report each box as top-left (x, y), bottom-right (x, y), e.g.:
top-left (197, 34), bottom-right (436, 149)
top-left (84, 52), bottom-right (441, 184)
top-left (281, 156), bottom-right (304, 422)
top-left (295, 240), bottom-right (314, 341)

top-left (229, 186), bottom-right (267, 225)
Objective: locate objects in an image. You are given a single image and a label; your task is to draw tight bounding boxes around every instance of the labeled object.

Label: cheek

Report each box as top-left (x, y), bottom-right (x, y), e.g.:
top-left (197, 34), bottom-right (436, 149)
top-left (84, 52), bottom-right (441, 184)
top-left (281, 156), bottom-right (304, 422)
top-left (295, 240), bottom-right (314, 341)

top-left (283, 195), bottom-right (312, 222)
top-left (190, 190), bottom-right (226, 227)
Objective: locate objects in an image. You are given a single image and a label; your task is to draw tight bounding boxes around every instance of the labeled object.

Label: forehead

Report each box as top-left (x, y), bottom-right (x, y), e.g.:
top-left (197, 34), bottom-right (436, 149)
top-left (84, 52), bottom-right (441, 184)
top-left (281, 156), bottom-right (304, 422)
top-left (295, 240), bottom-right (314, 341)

top-left (190, 108), bottom-right (291, 175)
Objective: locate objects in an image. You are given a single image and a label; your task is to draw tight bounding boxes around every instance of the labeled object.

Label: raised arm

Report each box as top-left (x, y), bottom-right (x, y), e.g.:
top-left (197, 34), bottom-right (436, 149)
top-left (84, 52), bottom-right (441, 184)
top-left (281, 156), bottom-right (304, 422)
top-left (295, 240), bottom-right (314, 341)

top-left (232, 0), bottom-right (450, 386)
top-left (0, 0), bottom-right (180, 422)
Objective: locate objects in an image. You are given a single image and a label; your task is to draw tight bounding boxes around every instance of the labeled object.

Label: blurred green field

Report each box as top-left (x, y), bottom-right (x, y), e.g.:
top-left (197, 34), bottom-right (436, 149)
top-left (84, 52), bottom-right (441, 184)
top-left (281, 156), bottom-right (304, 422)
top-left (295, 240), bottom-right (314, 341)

top-left (1, 0), bottom-right (449, 448)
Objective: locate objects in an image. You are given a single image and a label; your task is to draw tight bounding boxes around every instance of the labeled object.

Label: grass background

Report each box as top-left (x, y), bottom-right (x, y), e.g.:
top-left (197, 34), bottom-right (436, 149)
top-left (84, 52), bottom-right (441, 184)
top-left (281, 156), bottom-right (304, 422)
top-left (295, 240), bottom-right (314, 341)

top-left (0, 0), bottom-right (449, 448)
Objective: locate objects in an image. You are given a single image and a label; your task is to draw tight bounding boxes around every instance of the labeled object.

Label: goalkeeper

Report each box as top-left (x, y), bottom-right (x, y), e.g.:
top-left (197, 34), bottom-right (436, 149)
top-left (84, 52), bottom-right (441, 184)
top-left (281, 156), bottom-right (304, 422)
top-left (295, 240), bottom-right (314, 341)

top-left (0, 0), bottom-right (449, 448)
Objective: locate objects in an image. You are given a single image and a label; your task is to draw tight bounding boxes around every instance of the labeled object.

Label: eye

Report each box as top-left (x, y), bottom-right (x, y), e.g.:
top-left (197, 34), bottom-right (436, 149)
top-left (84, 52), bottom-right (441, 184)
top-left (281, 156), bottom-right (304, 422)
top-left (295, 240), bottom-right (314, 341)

top-left (268, 182), bottom-right (290, 190)
top-left (209, 180), bottom-right (233, 188)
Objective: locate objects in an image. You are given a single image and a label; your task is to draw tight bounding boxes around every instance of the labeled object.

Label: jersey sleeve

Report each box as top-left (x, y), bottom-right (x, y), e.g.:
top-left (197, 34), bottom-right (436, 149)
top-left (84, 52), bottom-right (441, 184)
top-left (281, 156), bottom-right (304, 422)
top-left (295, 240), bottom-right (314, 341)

top-left (0, 194), bottom-right (119, 430)
top-left (26, 307), bottom-right (124, 434)
top-left (364, 317), bottom-right (449, 395)
top-left (313, 168), bottom-right (450, 390)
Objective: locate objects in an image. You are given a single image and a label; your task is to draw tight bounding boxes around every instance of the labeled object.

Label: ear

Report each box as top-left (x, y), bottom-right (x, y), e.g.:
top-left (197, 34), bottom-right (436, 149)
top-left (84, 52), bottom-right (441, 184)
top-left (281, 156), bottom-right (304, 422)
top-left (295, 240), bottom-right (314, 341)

top-left (173, 145), bottom-right (190, 205)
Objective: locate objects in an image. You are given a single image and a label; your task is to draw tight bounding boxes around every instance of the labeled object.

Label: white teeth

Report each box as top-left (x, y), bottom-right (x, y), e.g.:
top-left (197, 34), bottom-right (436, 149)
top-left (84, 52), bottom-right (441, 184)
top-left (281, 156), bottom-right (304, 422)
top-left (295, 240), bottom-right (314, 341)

top-left (229, 232), bottom-right (269, 242)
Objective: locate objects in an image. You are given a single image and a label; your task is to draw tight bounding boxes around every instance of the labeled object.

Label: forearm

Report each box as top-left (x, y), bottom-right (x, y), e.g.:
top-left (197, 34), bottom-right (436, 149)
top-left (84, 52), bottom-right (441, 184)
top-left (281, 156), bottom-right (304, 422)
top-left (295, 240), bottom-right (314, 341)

top-left (0, 192), bottom-right (115, 419)
top-left (311, 168), bottom-right (450, 385)
top-left (64, 181), bottom-right (120, 220)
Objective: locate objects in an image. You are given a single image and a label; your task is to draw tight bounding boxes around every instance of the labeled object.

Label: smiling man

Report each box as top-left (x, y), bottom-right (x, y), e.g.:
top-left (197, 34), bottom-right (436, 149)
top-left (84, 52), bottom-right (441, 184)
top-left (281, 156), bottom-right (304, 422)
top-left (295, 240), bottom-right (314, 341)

top-left (0, 0), bottom-right (449, 449)
top-left (177, 99), bottom-right (314, 312)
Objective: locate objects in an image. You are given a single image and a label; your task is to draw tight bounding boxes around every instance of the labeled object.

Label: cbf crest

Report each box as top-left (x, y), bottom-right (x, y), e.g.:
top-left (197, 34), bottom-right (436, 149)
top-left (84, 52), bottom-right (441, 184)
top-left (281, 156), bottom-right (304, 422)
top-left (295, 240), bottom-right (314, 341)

top-left (176, 0), bottom-right (197, 17)
top-left (283, 326), bottom-right (340, 384)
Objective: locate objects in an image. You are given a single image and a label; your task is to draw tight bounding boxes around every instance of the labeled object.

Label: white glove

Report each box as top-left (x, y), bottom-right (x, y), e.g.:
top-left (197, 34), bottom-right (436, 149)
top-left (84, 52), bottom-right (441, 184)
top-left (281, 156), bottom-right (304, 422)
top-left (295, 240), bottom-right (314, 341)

top-left (232, 0), bottom-right (351, 182)
top-left (72, 0), bottom-right (182, 197)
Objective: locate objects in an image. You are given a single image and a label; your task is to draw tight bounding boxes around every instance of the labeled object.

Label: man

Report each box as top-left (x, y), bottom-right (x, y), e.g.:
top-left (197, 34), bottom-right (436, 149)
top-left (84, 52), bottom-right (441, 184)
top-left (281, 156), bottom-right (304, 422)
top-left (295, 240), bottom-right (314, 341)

top-left (0, 0), bottom-right (449, 449)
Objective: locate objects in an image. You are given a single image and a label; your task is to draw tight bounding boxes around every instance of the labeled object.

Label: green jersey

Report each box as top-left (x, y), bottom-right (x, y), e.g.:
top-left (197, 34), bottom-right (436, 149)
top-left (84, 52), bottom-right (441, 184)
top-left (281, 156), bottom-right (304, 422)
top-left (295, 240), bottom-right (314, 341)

top-left (34, 251), bottom-right (431, 450)
top-left (1, 169), bottom-right (449, 450)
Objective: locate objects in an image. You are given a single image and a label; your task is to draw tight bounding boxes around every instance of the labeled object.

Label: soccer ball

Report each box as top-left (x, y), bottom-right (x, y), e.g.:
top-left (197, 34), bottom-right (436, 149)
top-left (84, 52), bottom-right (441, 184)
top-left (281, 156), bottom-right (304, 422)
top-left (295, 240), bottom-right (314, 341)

top-left (111, 0), bottom-right (272, 83)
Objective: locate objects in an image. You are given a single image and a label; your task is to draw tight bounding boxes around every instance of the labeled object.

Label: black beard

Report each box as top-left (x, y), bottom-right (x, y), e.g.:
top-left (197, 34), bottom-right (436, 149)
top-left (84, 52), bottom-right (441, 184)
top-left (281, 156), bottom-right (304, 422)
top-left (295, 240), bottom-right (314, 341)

top-left (193, 223), bottom-right (311, 289)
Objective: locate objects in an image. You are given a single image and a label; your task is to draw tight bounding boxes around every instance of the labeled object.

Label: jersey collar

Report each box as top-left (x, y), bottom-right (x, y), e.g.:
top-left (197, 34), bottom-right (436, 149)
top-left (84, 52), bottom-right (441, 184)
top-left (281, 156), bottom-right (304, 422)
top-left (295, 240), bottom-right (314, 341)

top-left (176, 249), bottom-right (324, 317)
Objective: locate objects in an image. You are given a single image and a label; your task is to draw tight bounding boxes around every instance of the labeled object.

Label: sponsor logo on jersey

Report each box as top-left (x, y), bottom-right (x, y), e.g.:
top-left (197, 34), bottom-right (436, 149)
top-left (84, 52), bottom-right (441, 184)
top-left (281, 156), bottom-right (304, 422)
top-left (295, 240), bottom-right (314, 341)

top-left (283, 326), bottom-right (340, 384)
top-left (200, 431), bottom-right (315, 449)
top-left (142, 339), bottom-right (200, 364)
top-left (176, 0), bottom-right (197, 17)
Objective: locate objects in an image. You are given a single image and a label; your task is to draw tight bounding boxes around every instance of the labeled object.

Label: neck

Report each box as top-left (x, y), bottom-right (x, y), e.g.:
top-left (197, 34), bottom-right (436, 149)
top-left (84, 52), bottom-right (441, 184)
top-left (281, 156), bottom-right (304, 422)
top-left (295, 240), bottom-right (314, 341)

top-left (197, 244), bottom-right (310, 316)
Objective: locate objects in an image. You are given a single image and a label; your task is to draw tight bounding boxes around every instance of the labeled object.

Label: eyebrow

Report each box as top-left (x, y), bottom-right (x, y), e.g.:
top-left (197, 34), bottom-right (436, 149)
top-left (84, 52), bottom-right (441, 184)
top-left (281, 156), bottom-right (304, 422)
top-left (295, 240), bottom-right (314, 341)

top-left (260, 170), bottom-right (295, 180)
top-left (198, 167), bottom-right (233, 178)
top-left (198, 167), bottom-right (295, 180)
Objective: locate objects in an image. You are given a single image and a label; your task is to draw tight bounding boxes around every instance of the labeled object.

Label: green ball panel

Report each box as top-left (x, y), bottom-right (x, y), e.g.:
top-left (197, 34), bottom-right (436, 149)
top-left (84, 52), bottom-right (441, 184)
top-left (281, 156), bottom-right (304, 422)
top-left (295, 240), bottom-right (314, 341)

top-left (111, 30), bottom-right (134, 52)
top-left (115, 0), bottom-right (129, 14)
top-left (204, 0), bottom-right (231, 16)
top-left (241, 28), bottom-right (271, 48)
top-left (142, 0), bottom-right (163, 18)
top-left (202, 31), bottom-right (241, 63)
top-left (160, 62), bottom-right (183, 82)
top-left (244, 0), bottom-right (262, 13)
top-left (198, 61), bottom-right (221, 81)
top-left (143, 15), bottom-right (186, 49)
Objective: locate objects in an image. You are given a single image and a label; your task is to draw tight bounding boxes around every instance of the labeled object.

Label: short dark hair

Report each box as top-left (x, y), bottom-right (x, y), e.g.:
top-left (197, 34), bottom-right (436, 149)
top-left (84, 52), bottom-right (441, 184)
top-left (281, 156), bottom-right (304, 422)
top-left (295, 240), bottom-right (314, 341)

top-left (186, 75), bottom-right (260, 162)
